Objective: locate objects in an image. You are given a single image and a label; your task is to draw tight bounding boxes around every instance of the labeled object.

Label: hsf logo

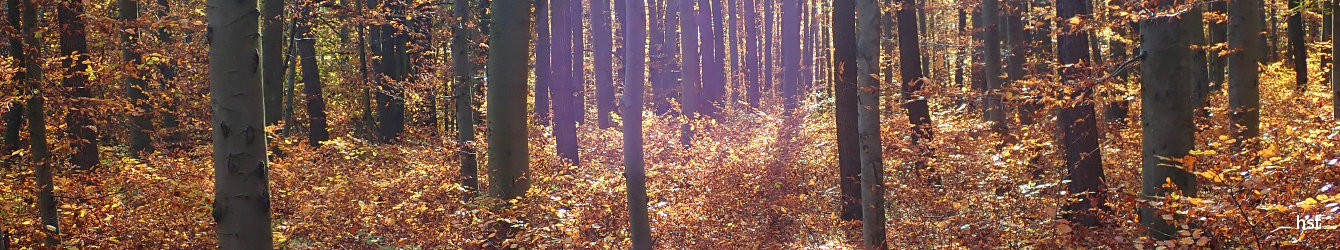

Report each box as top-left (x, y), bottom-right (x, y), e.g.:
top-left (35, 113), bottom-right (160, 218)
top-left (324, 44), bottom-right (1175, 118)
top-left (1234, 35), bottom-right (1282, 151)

top-left (1296, 214), bottom-right (1333, 231)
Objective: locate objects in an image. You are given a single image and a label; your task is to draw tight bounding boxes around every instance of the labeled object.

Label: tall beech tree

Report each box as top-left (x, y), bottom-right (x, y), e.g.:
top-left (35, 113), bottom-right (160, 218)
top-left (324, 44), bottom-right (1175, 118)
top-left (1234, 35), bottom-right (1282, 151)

top-left (1229, 0), bottom-right (1262, 149)
top-left (536, 0), bottom-right (552, 125)
top-left (595, 0), bottom-right (614, 128)
top-left (680, 0), bottom-right (701, 146)
top-left (1289, 0), bottom-right (1307, 89)
top-left (376, 0), bottom-right (407, 143)
top-left (982, 0), bottom-right (1004, 131)
top-left (833, 0), bottom-right (861, 222)
top-left (552, 0), bottom-right (579, 164)
top-left (855, 0), bottom-right (885, 247)
top-left (780, 0), bottom-right (800, 112)
top-left (208, 0), bottom-right (274, 247)
top-left (1056, 0), bottom-right (1106, 226)
top-left (297, 3), bottom-right (329, 146)
top-left (623, 0), bottom-right (652, 246)
top-left (262, 0), bottom-right (284, 125)
top-left (59, 0), bottom-right (98, 168)
top-left (454, 0), bottom-right (480, 198)
top-left (487, 0), bottom-right (534, 200)
top-left (657, 0), bottom-right (680, 114)
top-left (895, 0), bottom-right (932, 171)
top-left (570, 1), bottom-right (586, 124)
top-left (123, 0), bottom-right (153, 155)
top-left (744, 0), bottom-right (761, 108)
top-left (21, 0), bottom-right (55, 245)
top-left (5, 0), bottom-right (24, 161)
top-left (1140, 1), bottom-right (1199, 239)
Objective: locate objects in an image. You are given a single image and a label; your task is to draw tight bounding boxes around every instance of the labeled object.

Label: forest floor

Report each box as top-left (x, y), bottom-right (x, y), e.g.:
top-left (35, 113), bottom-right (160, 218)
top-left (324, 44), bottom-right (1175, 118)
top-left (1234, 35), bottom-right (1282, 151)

top-left (3, 61), bottom-right (1340, 249)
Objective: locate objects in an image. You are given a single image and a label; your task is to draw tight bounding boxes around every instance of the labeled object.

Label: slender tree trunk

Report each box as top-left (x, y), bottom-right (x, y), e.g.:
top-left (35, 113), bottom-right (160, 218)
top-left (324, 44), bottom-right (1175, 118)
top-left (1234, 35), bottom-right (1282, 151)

top-left (763, 0), bottom-right (774, 93)
top-left (623, 0), bottom-right (652, 246)
top-left (983, 0), bottom-right (1005, 131)
top-left (282, 24), bottom-right (299, 137)
top-left (657, 0), bottom-right (680, 114)
top-left (208, 0), bottom-right (274, 246)
top-left (487, 0), bottom-right (534, 200)
top-left (1139, 6), bottom-right (1200, 239)
top-left (571, 1), bottom-right (586, 124)
top-left (123, 0), bottom-right (153, 156)
top-left (703, 0), bottom-right (727, 116)
top-left (1229, 0), bottom-right (1262, 153)
top-left (647, 0), bottom-right (663, 109)
top-left (20, 0), bottom-right (55, 245)
top-left (744, 0), bottom-right (760, 108)
top-left (356, 0), bottom-right (374, 140)
top-left (377, 0), bottom-right (407, 143)
top-left (297, 9), bottom-right (329, 146)
top-left (1270, 6), bottom-right (1279, 62)
top-left (536, 0), bottom-right (551, 125)
top-left (3, 0), bottom-right (21, 160)
top-left (552, 0), bottom-right (579, 164)
top-left (595, 0), bottom-right (614, 128)
top-left (727, 0), bottom-right (740, 97)
top-left (780, 0), bottom-right (800, 112)
top-left (1209, 1), bottom-right (1227, 92)
top-left (454, 0), bottom-right (480, 199)
top-left (897, 0), bottom-right (931, 146)
top-left (833, 0), bottom-right (862, 222)
top-left (1005, 0), bottom-right (1027, 125)
top-left (855, 0), bottom-right (884, 247)
top-left (1289, 0), bottom-right (1308, 90)
top-left (681, 0), bottom-right (700, 146)
top-left (1184, 8), bottom-right (1211, 111)
top-left (1057, 0), bottom-right (1105, 227)
top-left (59, 0), bottom-right (98, 169)
top-left (262, 0), bottom-right (284, 125)
top-left (157, 0), bottom-right (184, 146)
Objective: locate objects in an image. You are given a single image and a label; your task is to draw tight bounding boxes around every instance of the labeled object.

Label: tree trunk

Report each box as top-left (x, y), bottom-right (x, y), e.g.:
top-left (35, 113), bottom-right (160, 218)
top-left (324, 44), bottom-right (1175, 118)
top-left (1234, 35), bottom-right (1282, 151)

top-left (282, 25), bottom-right (299, 137)
top-left (536, 0), bottom-right (551, 125)
top-left (780, 0), bottom-right (800, 112)
top-left (571, 1), bottom-right (586, 124)
top-left (377, 0), bottom-right (407, 143)
top-left (262, 0), bottom-right (284, 125)
top-left (1208, 1), bottom-right (1227, 92)
top-left (832, 0), bottom-right (862, 222)
top-left (157, 0), bottom-right (184, 146)
top-left (703, 0), bottom-right (727, 116)
top-left (297, 9), bottom-right (328, 146)
top-left (657, 0), bottom-right (680, 114)
top-left (3, 0), bottom-right (21, 160)
top-left (1229, 0), bottom-right (1262, 153)
top-left (595, 0), bottom-right (614, 128)
top-left (897, 0), bottom-right (931, 145)
top-left (1184, 9), bottom-right (1211, 111)
top-left (207, 0), bottom-right (274, 246)
top-left (855, 0), bottom-right (885, 247)
top-left (21, 0), bottom-right (56, 245)
top-left (727, 0), bottom-right (740, 98)
top-left (680, 0), bottom-right (700, 146)
top-left (1139, 9), bottom-right (1200, 240)
top-left (763, 0), bottom-right (774, 93)
top-left (487, 0), bottom-right (534, 200)
top-left (623, 0), bottom-right (652, 246)
top-left (59, 0), bottom-right (98, 169)
top-left (552, 0), bottom-right (579, 164)
top-left (1289, 0), bottom-right (1308, 90)
top-left (1270, 6), bottom-right (1279, 62)
top-left (744, 0), bottom-right (760, 108)
top-left (983, 0), bottom-right (1005, 131)
top-left (123, 0), bottom-right (153, 156)
top-left (1057, 0), bottom-right (1105, 227)
top-left (454, 0), bottom-right (480, 199)
top-left (1005, 0), bottom-right (1027, 124)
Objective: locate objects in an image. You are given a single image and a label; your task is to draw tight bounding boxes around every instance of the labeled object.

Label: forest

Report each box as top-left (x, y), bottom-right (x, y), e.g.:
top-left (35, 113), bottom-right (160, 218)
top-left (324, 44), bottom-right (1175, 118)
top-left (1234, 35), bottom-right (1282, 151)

top-left (1, 0), bottom-right (1339, 248)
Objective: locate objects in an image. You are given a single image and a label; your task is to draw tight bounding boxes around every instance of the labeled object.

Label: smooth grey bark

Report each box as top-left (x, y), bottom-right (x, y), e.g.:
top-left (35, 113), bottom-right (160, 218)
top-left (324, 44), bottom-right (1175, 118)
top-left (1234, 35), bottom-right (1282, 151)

top-left (123, 0), bottom-right (152, 156)
top-left (1289, 0), bottom-right (1307, 90)
top-left (623, 0), bottom-right (652, 246)
top-left (855, 0), bottom-right (885, 247)
top-left (536, 0), bottom-right (551, 125)
top-left (1056, 0), bottom-right (1105, 227)
top-left (454, 0), bottom-right (480, 199)
top-left (59, 0), bottom-right (98, 168)
top-left (833, 0), bottom-right (862, 222)
top-left (983, 0), bottom-right (1005, 131)
top-left (780, 0), bottom-right (800, 112)
top-left (297, 9), bottom-right (328, 146)
top-left (21, 0), bottom-right (55, 245)
top-left (1139, 11), bottom-right (1199, 240)
top-left (680, 0), bottom-right (700, 146)
top-left (595, 0), bottom-right (614, 128)
top-left (488, 0), bottom-right (534, 200)
top-left (262, 0), bottom-right (284, 125)
top-left (1208, 1), bottom-right (1227, 92)
top-left (208, 0), bottom-right (274, 247)
top-left (1229, 0), bottom-right (1262, 150)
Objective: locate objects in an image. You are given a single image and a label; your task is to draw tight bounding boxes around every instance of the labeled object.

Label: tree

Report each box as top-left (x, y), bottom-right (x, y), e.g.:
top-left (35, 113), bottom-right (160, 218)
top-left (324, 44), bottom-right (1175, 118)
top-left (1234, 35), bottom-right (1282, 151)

top-left (833, 0), bottom-right (861, 222)
top-left (454, 0), bottom-right (480, 199)
top-left (296, 2), bottom-right (328, 146)
top-left (595, 0), bottom-right (614, 128)
top-left (656, 0), bottom-right (680, 114)
top-left (376, 0), bottom-right (407, 143)
top-left (1139, 2), bottom-right (1199, 239)
top-left (982, 0), bottom-right (1004, 131)
top-left (895, 0), bottom-right (932, 169)
top-left (535, 0), bottom-right (552, 125)
top-left (780, 0), bottom-right (800, 112)
top-left (570, 1), bottom-right (586, 124)
top-left (855, 0), bottom-right (885, 247)
top-left (744, 0), bottom-right (760, 108)
top-left (552, 0), bottom-right (579, 164)
top-left (1209, 1), bottom-right (1227, 92)
top-left (1289, 0), bottom-right (1307, 89)
top-left (263, 0), bottom-right (284, 125)
top-left (1056, 0), bottom-right (1105, 226)
top-left (208, 0), bottom-right (274, 246)
top-left (1004, 0), bottom-right (1027, 124)
top-left (487, 0), bottom-right (534, 200)
top-left (700, 0), bottom-right (727, 117)
top-left (123, 0), bottom-right (153, 156)
top-left (21, 0), bottom-right (56, 245)
top-left (623, 0), bottom-right (653, 246)
top-left (680, 0), bottom-right (701, 146)
top-left (3, 0), bottom-right (22, 161)
top-left (59, 0), bottom-right (98, 168)
top-left (1228, 0), bottom-right (1262, 155)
